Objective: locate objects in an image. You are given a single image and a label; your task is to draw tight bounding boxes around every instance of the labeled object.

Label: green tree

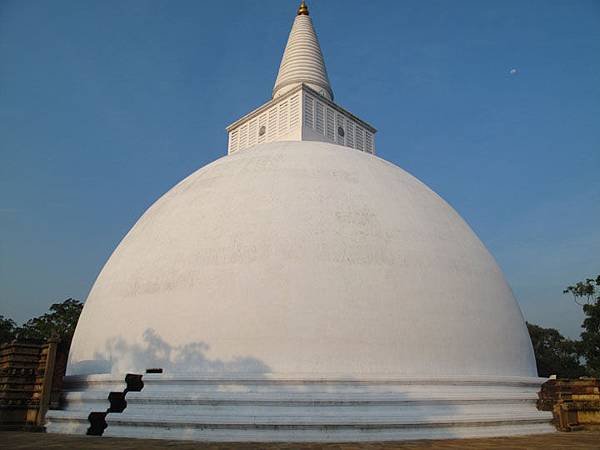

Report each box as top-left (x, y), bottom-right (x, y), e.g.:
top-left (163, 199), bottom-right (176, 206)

top-left (564, 275), bottom-right (600, 377)
top-left (526, 322), bottom-right (586, 378)
top-left (0, 315), bottom-right (17, 346)
top-left (17, 298), bottom-right (83, 347)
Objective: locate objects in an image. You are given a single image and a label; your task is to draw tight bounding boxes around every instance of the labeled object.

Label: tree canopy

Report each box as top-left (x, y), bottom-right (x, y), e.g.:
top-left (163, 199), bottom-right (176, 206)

top-left (0, 315), bottom-right (18, 346)
top-left (564, 275), bottom-right (600, 377)
top-left (0, 299), bottom-right (83, 348)
top-left (526, 322), bottom-right (586, 378)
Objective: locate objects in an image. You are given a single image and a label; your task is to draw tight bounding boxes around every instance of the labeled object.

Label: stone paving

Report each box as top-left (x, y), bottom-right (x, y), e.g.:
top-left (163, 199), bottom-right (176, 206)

top-left (2, 431), bottom-right (600, 450)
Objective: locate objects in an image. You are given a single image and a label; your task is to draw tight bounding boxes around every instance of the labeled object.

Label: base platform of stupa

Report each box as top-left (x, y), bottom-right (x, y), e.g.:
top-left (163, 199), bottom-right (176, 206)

top-left (46, 373), bottom-right (553, 442)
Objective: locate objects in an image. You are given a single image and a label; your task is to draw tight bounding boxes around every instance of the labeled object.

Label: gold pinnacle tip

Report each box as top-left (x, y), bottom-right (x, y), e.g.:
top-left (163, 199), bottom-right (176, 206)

top-left (297, 0), bottom-right (309, 16)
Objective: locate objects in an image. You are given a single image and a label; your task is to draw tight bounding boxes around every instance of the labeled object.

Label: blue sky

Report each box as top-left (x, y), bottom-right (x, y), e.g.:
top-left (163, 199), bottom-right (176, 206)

top-left (1, 0), bottom-right (598, 338)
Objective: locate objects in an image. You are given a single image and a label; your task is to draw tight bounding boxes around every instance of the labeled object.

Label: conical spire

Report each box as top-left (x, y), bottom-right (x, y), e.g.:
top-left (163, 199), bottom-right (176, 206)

top-left (272, 1), bottom-right (334, 101)
top-left (227, 0), bottom-right (375, 155)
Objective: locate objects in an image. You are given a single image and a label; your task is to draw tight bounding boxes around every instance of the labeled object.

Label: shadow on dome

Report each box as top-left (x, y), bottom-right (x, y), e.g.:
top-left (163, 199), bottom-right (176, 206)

top-left (68, 328), bottom-right (271, 376)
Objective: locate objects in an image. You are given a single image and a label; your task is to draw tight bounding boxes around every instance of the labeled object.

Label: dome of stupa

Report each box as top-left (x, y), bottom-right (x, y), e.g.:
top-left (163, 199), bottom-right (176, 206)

top-left (68, 141), bottom-right (536, 379)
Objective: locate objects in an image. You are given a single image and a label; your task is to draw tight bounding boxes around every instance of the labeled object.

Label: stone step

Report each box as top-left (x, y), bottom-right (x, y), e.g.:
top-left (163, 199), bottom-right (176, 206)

top-left (101, 422), bottom-right (556, 442)
top-left (63, 374), bottom-right (546, 390)
top-left (63, 390), bottom-right (538, 405)
top-left (115, 413), bottom-right (550, 427)
top-left (64, 383), bottom-right (538, 394)
top-left (46, 415), bottom-right (555, 443)
top-left (52, 395), bottom-right (539, 417)
top-left (47, 406), bottom-right (551, 426)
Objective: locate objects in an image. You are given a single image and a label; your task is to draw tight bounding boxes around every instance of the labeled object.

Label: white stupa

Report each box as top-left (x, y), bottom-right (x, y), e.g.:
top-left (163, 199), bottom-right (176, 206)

top-left (46, 2), bottom-right (553, 442)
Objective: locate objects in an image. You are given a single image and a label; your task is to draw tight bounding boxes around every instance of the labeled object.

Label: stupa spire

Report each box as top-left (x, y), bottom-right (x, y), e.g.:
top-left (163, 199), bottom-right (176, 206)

top-left (226, 0), bottom-right (375, 155)
top-left (272, 1), bottom-right (333, 101)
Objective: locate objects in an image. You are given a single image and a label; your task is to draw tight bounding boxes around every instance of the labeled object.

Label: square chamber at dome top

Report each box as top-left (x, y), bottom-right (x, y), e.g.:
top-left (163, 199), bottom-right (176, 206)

top-left (227, 84), bottom-right (376, 155)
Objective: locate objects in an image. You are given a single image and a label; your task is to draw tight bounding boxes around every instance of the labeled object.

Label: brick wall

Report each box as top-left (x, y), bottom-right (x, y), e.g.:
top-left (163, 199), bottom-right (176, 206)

top-left (538, 379), bottom-right (600, 431)
top-left (0, 339), bottom-right (64, 430)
